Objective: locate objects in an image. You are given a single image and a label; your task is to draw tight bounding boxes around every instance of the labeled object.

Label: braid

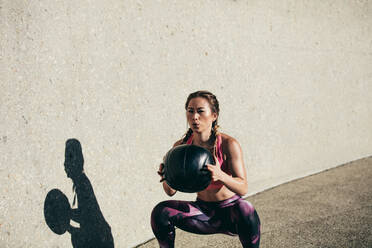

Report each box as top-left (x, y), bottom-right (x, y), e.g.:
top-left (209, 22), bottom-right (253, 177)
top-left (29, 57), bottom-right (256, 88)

top-left (211, 121), bottom-right (220, 156)
top-left (182, 128), bottom-right (193, 144)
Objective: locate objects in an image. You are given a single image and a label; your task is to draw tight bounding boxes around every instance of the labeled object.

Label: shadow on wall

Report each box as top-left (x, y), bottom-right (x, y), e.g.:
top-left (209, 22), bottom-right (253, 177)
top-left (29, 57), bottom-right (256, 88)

top-left (44, 138), bottom-right (114, 248)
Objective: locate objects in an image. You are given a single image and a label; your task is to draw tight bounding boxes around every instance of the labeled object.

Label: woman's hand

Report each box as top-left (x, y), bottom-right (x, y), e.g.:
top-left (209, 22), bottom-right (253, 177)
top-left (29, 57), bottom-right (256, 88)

top-left (206, 156), bottom-right (227, 182)
top-left (157, 162), bottom-right (177, 196)
top-left (157, 163), bottom-right (166, 182)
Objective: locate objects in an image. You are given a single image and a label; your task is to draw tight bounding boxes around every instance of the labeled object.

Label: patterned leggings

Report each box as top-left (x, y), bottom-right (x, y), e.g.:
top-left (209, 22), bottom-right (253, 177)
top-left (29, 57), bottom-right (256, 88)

top-left (151, 194), bottom-right (260, 248)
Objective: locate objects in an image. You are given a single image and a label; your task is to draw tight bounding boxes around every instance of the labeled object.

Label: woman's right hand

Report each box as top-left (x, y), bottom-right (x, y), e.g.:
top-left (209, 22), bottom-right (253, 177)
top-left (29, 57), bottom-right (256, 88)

top-left (158, 162), bottom-right (177, 196)
top-left (157, 163), bottom-right (166, 182)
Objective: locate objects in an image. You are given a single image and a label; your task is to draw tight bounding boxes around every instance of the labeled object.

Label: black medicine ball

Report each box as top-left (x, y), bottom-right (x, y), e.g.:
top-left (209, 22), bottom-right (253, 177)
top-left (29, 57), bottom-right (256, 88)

top-left (163, 144), bottom-right (215, 193)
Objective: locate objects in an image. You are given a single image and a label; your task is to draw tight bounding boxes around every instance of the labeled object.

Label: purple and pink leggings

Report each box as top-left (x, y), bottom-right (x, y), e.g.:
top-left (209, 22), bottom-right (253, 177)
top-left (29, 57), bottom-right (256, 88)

top-left (151, 194), bottom-right (260, 248)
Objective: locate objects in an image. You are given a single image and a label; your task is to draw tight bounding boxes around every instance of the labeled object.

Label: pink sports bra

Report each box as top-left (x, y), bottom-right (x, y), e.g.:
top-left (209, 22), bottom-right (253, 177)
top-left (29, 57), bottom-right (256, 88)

top-left (186, 134), bottom-right (230, 190)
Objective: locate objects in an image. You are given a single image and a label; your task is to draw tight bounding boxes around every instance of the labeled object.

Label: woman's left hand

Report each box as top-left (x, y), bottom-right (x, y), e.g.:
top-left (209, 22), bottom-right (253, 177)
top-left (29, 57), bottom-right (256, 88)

top-left (206, 155), bottom-right (226, 182)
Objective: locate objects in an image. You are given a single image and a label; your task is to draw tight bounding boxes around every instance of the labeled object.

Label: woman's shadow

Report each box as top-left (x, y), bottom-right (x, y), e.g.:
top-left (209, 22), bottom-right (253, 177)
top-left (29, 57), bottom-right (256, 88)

top-left (44, 139), bottom-right (114, 248)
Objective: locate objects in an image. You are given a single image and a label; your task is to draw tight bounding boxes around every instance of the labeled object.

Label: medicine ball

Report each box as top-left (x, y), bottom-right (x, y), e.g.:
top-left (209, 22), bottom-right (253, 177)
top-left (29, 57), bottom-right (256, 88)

top-left (163, 144), bottom-right (215, 193)
top-left (44, 189), bottom-right (71, 235)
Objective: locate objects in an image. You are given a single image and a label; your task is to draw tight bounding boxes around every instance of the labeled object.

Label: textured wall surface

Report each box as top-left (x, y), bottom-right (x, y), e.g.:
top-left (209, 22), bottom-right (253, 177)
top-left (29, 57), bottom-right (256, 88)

top-left (1, 0), bottom-right (371, 247)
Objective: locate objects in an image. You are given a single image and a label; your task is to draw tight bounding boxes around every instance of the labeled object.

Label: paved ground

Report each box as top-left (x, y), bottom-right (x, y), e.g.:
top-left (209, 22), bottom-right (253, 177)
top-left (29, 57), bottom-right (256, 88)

top-left (137, 156), bottom-right (372, 248)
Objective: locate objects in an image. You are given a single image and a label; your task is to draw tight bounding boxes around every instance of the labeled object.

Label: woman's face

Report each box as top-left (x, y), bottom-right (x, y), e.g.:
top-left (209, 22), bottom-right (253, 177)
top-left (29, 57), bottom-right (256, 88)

top-left (186, 97), bottom-right (217, 134)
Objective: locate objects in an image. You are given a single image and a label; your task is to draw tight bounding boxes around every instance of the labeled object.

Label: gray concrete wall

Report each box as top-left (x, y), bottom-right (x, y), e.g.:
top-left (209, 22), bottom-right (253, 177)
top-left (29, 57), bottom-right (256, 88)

top-left (1, 0), bottom-right (371, 247)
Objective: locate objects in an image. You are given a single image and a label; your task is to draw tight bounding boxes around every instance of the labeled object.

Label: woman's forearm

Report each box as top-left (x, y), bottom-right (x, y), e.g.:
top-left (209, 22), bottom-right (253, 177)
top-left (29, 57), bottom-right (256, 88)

top-left (220, 174), bottom-right (248, 196)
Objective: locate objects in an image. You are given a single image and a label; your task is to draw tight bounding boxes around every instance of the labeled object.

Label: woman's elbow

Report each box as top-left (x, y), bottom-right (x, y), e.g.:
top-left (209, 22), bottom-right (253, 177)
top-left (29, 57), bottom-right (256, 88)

top-left (164, 186), bottom-right (177, 196)
top-left (163, 182), bottom-right (177, 196)
top-left (166, 190), bottom-right (177, 197)
top-left (238, 182), bottom-right (248, 196)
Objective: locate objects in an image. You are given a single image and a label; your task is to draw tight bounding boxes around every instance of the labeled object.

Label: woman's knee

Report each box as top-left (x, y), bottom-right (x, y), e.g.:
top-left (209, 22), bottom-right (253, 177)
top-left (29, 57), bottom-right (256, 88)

top-left (232, 200), bottom-right (259, 223)
top-left (151, 201), bottom-right (172, 228)
top-left (233, 200), bottom-right (261, 246)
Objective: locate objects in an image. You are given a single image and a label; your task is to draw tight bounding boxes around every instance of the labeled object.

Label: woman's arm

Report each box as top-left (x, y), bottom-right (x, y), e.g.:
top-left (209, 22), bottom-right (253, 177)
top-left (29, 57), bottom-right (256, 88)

top-left (207, 137), bottom-right (248, 196)
top-left (158, 139), bottom-right (183, 196)
top-left (159, 163), bottom-right (177, 196)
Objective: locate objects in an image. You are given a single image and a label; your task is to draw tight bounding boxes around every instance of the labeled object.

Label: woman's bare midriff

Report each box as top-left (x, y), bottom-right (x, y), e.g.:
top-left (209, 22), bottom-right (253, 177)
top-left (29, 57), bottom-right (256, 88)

top-left (197, 185), bottom-right (236, 202)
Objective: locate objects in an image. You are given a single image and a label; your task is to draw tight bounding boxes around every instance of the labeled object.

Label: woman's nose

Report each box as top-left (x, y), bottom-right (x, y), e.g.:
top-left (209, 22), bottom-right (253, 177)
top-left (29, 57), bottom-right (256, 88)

top-left (192, 113), bottom-right (199, 120)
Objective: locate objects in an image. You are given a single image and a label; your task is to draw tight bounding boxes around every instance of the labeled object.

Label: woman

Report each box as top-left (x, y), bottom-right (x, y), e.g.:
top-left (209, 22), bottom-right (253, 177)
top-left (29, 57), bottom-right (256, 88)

top-left (151, 91), bottom-right (261, 248)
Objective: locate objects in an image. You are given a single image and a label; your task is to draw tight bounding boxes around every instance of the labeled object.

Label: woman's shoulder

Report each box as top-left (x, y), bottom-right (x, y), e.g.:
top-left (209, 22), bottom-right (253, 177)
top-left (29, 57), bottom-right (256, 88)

top-left (219, 133), bottom-right (242, 152)
top-left (219, 132), bottom-right (239, 144)
top-left (172, 139), bottom-right (184, 147)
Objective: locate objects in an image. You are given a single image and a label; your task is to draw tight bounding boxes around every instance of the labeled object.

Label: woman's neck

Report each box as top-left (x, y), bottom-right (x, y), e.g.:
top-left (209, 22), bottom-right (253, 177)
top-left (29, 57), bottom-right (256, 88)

top-left (192, 131), bottom-right (212, 146)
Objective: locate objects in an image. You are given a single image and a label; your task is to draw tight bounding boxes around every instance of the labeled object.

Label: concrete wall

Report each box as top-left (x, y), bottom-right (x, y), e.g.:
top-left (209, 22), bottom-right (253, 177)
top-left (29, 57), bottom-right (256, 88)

top-left (1, 0), bottom-right (371, 247)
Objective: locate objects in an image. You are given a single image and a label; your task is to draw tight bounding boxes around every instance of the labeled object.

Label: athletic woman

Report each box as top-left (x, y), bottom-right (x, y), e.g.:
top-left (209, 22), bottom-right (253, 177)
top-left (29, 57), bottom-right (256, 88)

top-left (151, 91), bottom-right (261, 248)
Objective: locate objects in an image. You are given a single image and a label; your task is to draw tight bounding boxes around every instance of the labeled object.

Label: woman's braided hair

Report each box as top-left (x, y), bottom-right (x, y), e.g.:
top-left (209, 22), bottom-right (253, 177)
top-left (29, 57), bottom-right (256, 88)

top-left (182, 90), bottom-right (220, 156)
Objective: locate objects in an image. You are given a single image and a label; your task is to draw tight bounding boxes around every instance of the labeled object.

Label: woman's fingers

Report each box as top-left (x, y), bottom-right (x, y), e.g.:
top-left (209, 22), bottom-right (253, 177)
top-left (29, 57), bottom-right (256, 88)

top-left (213, 155), bottom-right (220, 166)
top-left (158, 172), bottom-right (166, 182)
top-left (158, 163), bottom-right (166, 182)
top-left (158, 163), bottom-right (165, 174)
top-left (206, 163), bottom-right (224, 182)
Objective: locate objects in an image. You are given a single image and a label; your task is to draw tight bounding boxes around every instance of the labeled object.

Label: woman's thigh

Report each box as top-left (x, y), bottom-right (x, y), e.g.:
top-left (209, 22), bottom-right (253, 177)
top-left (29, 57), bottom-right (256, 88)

top-left (151, 200), bottom-right (223, 235)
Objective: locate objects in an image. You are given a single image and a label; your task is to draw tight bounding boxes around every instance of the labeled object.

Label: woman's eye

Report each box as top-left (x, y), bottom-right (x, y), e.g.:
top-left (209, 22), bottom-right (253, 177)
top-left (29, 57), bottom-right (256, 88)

top-left (197, 110), bottom-right (204, 113)
top-left (187, 110), bottom-right (194, 113)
